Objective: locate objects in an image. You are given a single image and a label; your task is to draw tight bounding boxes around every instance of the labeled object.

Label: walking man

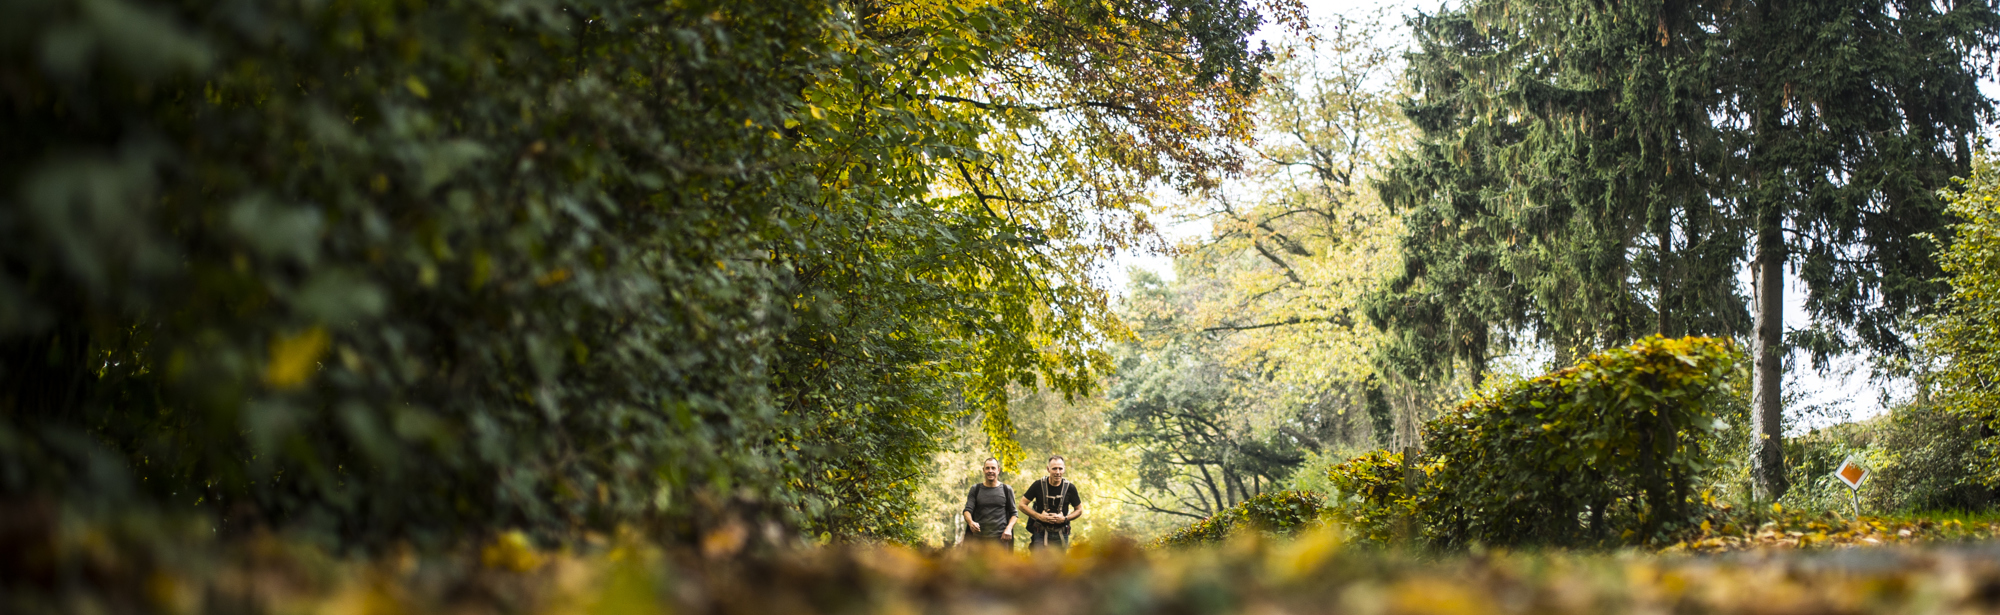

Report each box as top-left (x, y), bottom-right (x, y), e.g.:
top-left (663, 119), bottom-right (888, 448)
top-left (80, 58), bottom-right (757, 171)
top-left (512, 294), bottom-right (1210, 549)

top-left (1018, 455), bottom-right (1083, 551)
top-left (961, 457), bottom-right (1016, 548)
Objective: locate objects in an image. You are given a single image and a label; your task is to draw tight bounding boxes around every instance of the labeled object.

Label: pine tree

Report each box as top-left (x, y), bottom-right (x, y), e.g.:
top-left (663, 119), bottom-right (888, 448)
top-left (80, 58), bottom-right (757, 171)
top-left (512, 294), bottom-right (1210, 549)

top-left (1373, 0), bottom-right (1998, 499)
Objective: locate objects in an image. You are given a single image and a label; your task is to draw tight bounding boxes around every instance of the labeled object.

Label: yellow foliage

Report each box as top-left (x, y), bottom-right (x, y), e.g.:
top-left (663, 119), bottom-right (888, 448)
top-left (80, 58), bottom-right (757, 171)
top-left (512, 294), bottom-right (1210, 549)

top-left (264, 326), bottom-right (330, 390)
top-left (482, 531), bottom-right (543, 572)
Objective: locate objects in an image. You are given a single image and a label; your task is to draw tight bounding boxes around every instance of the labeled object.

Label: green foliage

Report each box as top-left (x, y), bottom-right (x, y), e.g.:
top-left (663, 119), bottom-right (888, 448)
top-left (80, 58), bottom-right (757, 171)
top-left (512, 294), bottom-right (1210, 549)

top-left (1370, 1), bottom-right (1997, 503)
top-left (1768, 403), bottom-right (1991, 516)
top-left (1105, 23), bottom-right (1415, 525)
top-left (1172, 336), bottom-right (1744, 549)
top-left (0, 0), bottom-right (1282, 547)
top-left (1874, 404), bottom-right (1994, 513)
top-left (1154, 489), bottom-right (1323, 548)
top-left (3, 0), bottom-right (844, 546)
top-left (1105, 318), bottom-right (1315, 523)
top-left (1776, 422), bottom-right (1887, 515)
top-left (1418, 336), bottom-right (1740, 547)
top-left (1374, 0), bottom-right (1997, 377)
top-left (1321, 449), bottom-right (1423, 545)
top-left (1927, 152), bottom-right (2000, 491)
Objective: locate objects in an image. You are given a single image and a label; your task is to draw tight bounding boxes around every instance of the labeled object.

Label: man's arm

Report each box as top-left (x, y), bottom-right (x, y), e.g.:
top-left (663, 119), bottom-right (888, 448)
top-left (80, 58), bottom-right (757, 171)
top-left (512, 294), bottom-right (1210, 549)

top-left (1017, 492), bottom-right (1056, 523)
top-left (963, 488), bottom-right (982, 532)
top-left (1064, 490), bottom-right (1084, 522)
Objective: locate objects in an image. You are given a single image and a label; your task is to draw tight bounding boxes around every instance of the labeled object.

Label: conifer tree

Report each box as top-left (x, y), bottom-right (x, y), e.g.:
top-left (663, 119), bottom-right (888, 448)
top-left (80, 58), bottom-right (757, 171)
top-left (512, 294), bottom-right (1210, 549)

top-left (1373, 0), bottom-right (1998, 499)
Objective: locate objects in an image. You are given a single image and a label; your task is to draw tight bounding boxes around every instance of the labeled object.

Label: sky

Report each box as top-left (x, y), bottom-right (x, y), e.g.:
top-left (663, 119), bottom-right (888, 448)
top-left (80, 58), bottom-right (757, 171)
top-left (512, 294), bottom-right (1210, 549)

top-left (1105, 0), bottom-right (1937, 428)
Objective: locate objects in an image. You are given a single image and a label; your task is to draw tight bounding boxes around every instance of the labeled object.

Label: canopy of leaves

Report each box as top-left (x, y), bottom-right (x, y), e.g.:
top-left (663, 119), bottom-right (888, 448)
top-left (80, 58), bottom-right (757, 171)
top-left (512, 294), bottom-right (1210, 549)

top-left (0, 0), bottom-right (1286, 546)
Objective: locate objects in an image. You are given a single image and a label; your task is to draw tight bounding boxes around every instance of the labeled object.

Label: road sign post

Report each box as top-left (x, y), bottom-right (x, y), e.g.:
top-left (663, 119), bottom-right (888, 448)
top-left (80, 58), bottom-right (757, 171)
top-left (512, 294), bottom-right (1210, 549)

top-left (1834, 455), bottom-right (1869, 519)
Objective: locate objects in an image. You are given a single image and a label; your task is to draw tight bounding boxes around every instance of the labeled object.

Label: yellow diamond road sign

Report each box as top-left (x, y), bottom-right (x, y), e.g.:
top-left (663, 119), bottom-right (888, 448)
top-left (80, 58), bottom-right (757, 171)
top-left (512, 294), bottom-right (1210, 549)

top-left (1835, 455), bottom-right (1869, 490)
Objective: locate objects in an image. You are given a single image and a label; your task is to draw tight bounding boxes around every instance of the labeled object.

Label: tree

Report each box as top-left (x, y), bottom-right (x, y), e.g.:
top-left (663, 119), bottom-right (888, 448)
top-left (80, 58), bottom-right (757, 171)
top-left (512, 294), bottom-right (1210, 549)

top-left (0, 0), bottom-right (1290, 546)
top-left (1103, 23), bottom-right (1418, 521)
top-left (1372, 0), bottom-right (1998, 499)
top-left (1925, 153), bottom-right (2000, 490)
top-left (1722, 0), bottom-right (1994, 500)
top-left (1171, 20), bottom-right (1419, 446)
top-left (1106, 302), bottom-right (1309, 520)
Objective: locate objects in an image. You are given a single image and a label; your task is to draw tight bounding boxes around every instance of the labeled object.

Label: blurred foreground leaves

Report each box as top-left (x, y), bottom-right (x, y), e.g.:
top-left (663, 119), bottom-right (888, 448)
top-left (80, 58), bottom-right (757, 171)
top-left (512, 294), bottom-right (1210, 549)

top-left (13, 505), bottom-right (2000, 615)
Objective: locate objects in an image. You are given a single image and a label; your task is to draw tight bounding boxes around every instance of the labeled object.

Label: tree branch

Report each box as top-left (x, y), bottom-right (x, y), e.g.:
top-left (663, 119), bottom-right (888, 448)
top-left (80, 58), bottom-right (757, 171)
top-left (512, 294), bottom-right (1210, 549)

top-left (1201, 314), bottom-right (1353, 332)
top-left (930, 95), bottom-right (1138, 114)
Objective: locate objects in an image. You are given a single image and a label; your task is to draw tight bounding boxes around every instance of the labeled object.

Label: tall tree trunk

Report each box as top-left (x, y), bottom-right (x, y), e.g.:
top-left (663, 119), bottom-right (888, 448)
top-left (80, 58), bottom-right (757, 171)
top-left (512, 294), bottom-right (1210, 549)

top-left (1750, 216), bottom-right (1789, 501)
top-left (1657, 224), bottom-right (1678, 338)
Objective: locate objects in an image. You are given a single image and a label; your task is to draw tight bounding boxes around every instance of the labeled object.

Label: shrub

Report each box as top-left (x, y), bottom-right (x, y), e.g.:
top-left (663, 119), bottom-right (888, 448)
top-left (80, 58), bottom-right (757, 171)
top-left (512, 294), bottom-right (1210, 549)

top-left (1322, 449), bottom-right (1428, 545)
top-left (1925, 153), bottom-right (2000, 490)
top-left (1155, 490), bottom-right (1325, 548)
top-left (1873, 403), bottom-right (1993, 512)
top-left (1419, 336), bottom-right (1740, 547)
top-left (1776, 403), bottom-right (1991, 516)
top-left (1777, 421), bottom-right (1885, 515)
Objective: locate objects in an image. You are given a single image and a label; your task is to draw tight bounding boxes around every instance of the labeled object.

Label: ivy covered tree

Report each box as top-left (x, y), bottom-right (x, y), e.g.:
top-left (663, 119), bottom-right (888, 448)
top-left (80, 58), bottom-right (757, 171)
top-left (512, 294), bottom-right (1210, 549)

top-left (1371, 0), bottom-right (1999, 499)
top-left (0, 0), bottom-right (1289, 546)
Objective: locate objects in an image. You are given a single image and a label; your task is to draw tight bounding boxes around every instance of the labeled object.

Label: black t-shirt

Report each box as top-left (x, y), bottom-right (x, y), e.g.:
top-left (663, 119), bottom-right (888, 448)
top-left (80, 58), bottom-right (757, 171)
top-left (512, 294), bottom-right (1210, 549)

top-left (1023, 478), bottom-right (1081, 529)
top-left (963, 483), bottom-right (1014, 537)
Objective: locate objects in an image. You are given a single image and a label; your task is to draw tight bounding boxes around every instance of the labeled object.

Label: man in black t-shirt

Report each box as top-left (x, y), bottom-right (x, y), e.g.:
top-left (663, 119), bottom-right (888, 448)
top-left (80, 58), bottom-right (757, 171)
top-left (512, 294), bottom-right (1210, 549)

top-left (1017, 455), bottom-right (1083, 551)
top-left (961, 457), bottom-right (1015, 547)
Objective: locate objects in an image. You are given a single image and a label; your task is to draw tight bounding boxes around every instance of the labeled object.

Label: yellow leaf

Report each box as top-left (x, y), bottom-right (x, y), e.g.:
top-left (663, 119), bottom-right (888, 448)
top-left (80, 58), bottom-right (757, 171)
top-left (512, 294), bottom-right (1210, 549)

top-left (480, 530), bottom-right (542, 572)
top-left (535, 268), bottom-right (571, 287)
top-left (264, 326), bottom-right (330, 390)
top-left (404, 76), bottom-right (429, 99)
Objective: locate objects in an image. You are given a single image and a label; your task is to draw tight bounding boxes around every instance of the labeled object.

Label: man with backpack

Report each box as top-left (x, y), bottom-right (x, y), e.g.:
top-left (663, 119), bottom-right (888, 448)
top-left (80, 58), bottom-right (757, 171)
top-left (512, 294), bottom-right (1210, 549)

top-left (1018, 455), bottom-right (1083, 551)
top-left (961, 457), bottom-right (1016, 548)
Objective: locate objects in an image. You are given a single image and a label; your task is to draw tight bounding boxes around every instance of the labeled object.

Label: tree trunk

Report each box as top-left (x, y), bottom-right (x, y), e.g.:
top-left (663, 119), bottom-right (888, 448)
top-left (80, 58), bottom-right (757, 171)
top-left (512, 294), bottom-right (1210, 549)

top-left (1750, 218), bottom-right (1789, 501)
top-left (1657, 224), bottom-right (1678, 337)
top-left (1197, 464), bottom-right (1226, 513)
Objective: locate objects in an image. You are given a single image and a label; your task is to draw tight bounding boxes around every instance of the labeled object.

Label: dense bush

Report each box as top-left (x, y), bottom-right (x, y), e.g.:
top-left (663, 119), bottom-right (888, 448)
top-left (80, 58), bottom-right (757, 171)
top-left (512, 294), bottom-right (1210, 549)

top-left (0, 0), bottom-right (1276, 546)
top-left (1419, 336), bottom-right (1739, 547)
top-left (3, 0), bottom-right (843, 547)
top-left (1926, 152), bottom-right (2000, 491)
top-left (1320, 448), bottom-right (1425, 545)
top-left (1773, 403), bottom-right (1991, 516)
top-left (1187, 337), bottom-right (1744, 550)
top-left (1155, 490), bottom-right (1325, 548)
top-left (1872, 404), bottom-right (1992, 512)
top-left (1777, 422), bottom-right (1885, 515)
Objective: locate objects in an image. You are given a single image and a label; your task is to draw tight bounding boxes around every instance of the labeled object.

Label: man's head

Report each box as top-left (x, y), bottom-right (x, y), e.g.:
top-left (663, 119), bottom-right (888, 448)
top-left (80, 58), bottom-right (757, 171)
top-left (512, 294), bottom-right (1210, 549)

top-left (1045, 455), bottom-right (1066, 484)
top-left (982, 457), bottom-right (1000, 484)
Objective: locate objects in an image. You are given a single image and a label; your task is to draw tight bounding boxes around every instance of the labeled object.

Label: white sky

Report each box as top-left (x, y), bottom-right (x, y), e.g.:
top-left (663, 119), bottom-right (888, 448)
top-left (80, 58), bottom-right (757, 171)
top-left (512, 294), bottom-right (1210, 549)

top-left (1101, 0), bottom-right (1971, 427)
